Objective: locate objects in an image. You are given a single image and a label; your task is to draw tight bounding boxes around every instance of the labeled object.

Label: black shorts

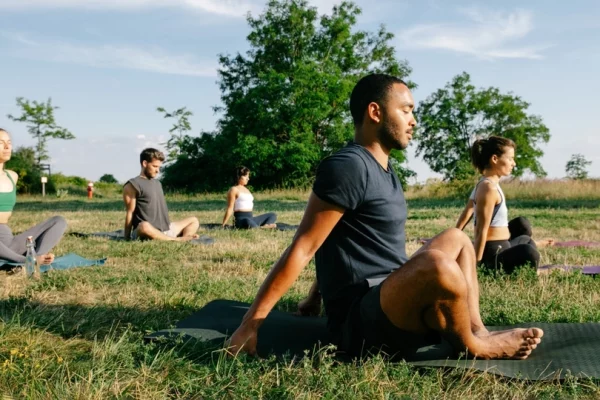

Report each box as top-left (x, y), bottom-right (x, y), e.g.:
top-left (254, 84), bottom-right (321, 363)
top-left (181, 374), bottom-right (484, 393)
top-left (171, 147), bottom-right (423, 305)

top-left (337, 284), bottom-right (441, 360)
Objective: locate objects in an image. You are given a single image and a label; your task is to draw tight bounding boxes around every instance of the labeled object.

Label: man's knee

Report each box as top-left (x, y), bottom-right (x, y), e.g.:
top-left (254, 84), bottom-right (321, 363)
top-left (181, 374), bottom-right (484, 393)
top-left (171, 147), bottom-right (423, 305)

top-left (414, 249), bottom-right (467, 296)
top-left (439, 228), bottom-right (472, 246)
top-left (137, 221), bottom-right (153, 235)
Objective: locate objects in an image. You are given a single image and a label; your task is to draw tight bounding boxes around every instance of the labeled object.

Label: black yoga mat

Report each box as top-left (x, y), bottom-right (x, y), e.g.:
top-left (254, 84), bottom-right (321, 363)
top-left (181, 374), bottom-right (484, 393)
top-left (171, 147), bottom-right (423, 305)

top-left (201, 223), bottom-right (299, 232)
top-left (145, 299), bottom-right (600, 380)
top-left (69, 230), bottom-right (215, 245)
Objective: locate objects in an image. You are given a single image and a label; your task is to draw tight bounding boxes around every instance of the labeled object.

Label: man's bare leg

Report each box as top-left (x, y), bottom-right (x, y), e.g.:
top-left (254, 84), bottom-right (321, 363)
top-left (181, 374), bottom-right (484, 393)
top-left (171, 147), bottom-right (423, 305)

top-left (137, 221), bottom-right (195, 241)
top-left (169, 217), bottom-right (200, 238)
top-left (379, 249), bottom-right (543, 359)
top-left (414, 228), bottom-right (487, 335)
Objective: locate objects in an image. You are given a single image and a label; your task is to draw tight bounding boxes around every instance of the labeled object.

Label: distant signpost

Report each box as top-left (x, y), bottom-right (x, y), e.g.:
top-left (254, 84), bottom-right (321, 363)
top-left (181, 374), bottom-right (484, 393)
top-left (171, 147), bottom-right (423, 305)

top-left (41, 176), bottom-right (48, 197)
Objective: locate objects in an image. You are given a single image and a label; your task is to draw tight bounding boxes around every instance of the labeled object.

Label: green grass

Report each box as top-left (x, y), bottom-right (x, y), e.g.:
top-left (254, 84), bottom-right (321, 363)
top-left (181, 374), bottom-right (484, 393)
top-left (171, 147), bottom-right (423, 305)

top-left (1, 189), bottom-right (600, 399)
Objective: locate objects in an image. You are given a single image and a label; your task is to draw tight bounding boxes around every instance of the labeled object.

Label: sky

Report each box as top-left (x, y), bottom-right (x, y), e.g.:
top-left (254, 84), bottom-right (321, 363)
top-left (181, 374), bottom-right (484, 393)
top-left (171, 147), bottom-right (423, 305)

top-left (1, 0), bottom-right (599, 184)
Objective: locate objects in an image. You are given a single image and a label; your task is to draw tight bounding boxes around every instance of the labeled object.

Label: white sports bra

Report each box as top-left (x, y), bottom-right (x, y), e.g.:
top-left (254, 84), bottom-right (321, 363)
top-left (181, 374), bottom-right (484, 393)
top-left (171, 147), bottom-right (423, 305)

top-left (234, 192), bottom-right (254, 211)
top-left (469, 178), bottom-right (509, 227)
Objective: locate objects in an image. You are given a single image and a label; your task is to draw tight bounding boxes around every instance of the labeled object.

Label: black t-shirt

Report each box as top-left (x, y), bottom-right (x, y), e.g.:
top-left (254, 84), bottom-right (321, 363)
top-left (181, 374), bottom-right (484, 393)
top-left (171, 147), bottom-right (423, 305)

top-left (313, 142), bottom-right (408, 330)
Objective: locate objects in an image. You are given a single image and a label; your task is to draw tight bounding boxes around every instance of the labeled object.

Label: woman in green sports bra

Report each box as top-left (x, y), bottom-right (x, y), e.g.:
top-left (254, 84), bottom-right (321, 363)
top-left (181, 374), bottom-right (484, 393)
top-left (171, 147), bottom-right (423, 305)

top-left (0, 128), bottom-right (67, 269)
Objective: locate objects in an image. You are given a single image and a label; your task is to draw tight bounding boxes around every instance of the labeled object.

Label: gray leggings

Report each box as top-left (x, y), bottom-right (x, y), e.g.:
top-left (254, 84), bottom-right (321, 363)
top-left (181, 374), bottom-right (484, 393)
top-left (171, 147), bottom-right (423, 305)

top-left (0, 216), bottom-right (67, 263)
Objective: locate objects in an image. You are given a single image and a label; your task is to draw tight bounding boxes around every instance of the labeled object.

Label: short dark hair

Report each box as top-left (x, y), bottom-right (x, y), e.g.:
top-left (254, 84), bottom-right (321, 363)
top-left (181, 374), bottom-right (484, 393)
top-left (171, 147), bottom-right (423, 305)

top-left (140, 148), bottom-right (165, 165)
top-left (471, 136), bottom-right (516, 173)
top-left (235, 166), bottom-right (250, 183)
top-left (350, 74), bottom-right (408, 126)
top-left (0, 128), bottom-right (8, 134)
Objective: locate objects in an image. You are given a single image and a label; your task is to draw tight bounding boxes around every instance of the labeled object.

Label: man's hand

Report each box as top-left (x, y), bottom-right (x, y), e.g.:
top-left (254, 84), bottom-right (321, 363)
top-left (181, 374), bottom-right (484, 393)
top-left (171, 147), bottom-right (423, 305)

top-left (227, 323), bottom-right (259, 356)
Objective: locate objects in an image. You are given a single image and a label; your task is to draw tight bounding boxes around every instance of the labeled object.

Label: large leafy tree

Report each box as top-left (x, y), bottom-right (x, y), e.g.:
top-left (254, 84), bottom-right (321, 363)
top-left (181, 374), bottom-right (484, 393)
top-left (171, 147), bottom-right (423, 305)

top-left (7, 97), bottom-right (75, 166)
top-left (414, 72), bottom-right (550, 181)
top-left (163, 0), bottom-right (414, 192)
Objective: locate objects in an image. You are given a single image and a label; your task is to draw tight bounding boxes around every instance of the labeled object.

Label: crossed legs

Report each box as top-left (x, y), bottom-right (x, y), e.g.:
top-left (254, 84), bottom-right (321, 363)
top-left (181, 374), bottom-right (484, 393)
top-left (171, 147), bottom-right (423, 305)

top-left (136, 217), bottom-right (199, 241)
top-left (380, 228), bottom-right (543, 359)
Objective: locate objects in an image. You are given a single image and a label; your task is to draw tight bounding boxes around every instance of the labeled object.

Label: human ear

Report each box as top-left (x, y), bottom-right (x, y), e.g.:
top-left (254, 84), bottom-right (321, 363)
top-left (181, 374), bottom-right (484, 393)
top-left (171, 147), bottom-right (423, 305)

top-left (367, 102), bottom-right (382, 124)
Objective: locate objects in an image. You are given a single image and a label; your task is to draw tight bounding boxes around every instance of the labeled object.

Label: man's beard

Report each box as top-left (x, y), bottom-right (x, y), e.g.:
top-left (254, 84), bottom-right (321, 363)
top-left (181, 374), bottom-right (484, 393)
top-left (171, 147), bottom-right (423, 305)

top-left (377, 118), bottom-right (407, 151)
top-left (142, 168), bottom-right (155, 179)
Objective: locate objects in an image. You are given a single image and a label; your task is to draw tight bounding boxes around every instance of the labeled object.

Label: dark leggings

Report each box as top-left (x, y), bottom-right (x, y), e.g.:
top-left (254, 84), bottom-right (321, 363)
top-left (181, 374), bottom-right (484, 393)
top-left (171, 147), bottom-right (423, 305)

top-left (480, 216), bottom-right (540, 273)
top-left (234, 211), bottom-right (277, 229)
top-left (0, 216), bottom-right (68, 265)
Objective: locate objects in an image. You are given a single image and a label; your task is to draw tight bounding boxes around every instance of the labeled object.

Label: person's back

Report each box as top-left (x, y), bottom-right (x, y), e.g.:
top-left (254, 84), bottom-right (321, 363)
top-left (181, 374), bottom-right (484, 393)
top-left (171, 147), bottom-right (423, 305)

top-left (313, 142), bottom-right (408, 330)
top-left (127, 176), bottom-right (170, 232)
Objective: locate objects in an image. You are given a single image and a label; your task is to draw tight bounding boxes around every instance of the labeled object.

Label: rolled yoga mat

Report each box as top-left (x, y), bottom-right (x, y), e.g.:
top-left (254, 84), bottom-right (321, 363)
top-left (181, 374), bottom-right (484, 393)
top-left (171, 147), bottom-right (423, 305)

top-left (69, 230), bottom-right (215, 245)
top-left (145, 299), bottom-right (600, 380)
top-left (0, 253), bottom-right (106, 272)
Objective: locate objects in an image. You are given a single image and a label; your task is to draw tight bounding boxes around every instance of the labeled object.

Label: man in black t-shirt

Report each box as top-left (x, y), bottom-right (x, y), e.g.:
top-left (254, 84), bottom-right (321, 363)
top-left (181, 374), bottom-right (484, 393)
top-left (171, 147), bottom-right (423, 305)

top-left (228, 74), bottom-right (543, 360)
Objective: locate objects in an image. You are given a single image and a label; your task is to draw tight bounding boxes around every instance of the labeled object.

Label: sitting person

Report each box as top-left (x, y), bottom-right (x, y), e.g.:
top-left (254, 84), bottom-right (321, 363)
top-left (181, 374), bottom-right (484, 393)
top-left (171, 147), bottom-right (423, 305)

top-left (221, 166), bottom-right (277, 229)
top-left (0, 128), bottom-right (67, 267)
top-left (123, 148), bottom-right (199, 241)
top-left (455, 137), bottom-right (549, 273)
top-left (228, 74), bottom-right (543, 361)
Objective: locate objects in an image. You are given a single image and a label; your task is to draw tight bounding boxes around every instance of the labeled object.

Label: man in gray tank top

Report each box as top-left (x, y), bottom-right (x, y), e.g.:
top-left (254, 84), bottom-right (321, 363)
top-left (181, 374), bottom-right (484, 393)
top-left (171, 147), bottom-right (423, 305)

top-left (123, 148), bottom-right (200, 241)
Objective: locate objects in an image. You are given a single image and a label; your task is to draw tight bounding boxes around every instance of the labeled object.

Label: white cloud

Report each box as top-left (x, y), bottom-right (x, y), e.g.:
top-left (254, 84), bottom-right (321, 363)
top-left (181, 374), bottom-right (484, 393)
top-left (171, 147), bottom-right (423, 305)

top-left (397, 8), bottom-right (550, 60)
top-left (0, 0), bottom-right (261, 18)
top-left (136, 134), bottom-right (146, 139)
top-left (0, 0), bottom-right (353, 18)
top-left (2, 33), bottom-right (217, 77)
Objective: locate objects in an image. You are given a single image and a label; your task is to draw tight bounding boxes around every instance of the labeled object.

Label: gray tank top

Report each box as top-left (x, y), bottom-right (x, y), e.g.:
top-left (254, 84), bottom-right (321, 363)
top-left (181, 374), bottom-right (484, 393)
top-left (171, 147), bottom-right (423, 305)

top-left (127, 176), bottom-right (171, 232)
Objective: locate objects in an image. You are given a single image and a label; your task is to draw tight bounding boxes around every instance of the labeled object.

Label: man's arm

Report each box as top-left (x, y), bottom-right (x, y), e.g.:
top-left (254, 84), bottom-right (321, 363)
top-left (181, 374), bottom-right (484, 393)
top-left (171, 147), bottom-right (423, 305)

top-left (227, 193), bottom-right (344, 355)
top-left (455, 199), bottom-right (474, 230)
top-left (123, 183), bottom-right (138, 240)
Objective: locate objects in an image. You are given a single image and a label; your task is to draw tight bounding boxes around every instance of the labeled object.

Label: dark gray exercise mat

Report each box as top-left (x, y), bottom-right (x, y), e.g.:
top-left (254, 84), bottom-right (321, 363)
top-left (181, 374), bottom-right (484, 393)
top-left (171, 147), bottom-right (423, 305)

top-left (200, 223), bottom-right (299, 232)
top-left (145, 299), bottom-right (600, 380)
top-left (69, 230), bottom-right (215, 245)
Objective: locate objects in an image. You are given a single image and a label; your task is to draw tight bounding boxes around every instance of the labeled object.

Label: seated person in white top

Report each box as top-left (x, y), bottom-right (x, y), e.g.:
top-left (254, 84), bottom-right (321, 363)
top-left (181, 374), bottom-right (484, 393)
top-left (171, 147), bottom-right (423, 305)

top-left (222, 166), bottom-right (277, 229)
top-left (455, 137), bottom-right (548, 273)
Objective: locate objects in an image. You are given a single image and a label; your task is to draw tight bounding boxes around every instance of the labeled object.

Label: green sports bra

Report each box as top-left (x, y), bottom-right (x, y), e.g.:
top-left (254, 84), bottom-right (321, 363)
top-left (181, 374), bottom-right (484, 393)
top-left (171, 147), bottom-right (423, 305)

top-left (0, 171), bottom-right (17, 212)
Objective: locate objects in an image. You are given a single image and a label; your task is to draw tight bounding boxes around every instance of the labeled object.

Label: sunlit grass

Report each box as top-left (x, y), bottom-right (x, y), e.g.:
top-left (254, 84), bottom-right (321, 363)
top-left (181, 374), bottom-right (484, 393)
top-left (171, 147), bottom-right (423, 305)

top-left (0, 187), bottom-right (598, 398)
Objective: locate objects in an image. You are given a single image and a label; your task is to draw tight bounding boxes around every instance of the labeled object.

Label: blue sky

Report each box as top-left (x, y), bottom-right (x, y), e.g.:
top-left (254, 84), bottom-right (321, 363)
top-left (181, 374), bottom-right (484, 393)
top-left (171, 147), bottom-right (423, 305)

top-left (1, 0), bottom-right (599, 183)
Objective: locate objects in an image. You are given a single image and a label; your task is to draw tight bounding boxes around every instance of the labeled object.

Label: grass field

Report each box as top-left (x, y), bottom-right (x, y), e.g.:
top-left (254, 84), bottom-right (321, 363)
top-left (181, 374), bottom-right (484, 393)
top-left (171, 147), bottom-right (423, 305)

top-left (1, 183), bottom-right (600, 399)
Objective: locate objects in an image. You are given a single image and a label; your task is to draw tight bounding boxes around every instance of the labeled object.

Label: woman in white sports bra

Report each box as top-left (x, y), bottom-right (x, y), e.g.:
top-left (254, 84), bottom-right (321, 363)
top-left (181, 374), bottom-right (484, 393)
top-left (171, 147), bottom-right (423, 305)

top-left (222, 166), bottom-right (277, 229)
top-left (456, 136), bottom-right (541, 273)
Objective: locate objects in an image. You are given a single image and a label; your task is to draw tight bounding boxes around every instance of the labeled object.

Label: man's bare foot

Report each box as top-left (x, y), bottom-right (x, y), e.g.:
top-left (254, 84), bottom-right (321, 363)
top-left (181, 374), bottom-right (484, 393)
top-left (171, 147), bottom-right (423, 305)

top-left (535, 239), bottom-right (555, 248)
top-left (475, 328), bottom-right (544, 360)
top-left (260, 224), bottom-right (277, 229)
top-left (36, 253), bottom-right (54, 265)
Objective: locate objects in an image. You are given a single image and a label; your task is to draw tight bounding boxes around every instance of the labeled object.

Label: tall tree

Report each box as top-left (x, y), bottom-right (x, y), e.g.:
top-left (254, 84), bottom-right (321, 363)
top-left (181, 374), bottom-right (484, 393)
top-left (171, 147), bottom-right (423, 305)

top-left (163, 0), bottom-right (414, 192)
top-left (7, 97), bottom-right (75, 166)
top-left (565, 153), bottom-right (591, 180)
top-left (156, 106), bottom-right (193, 160)
top-left (414, 72), bottom-right (550, 181)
